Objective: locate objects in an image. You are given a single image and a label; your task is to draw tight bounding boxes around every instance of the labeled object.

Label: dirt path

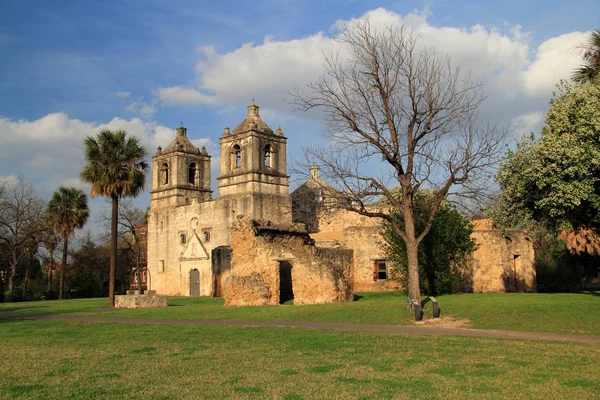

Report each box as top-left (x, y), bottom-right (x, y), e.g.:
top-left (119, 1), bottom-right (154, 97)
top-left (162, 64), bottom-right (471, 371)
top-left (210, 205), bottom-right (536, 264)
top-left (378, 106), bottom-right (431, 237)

top-left (2, 310), bottom-right (599, 345)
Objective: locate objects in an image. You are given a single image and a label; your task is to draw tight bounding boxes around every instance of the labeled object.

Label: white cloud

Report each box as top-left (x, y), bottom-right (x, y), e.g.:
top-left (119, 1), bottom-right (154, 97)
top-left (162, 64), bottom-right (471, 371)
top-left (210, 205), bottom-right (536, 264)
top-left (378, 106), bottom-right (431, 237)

top-left (116, 91), bottom-right (131, 99)
top-left (525, 31), bottom-right (588, 97)
top-left (0, 113), bottom-right (216, 202)
top-left (155, 7), bottom-right (586, 140)
top-left (156, 86), bottom-right (217, 106)
top-left (0, 174), bottom-right (19, 185)
top-left (125, 97), bottom-right (157, 119)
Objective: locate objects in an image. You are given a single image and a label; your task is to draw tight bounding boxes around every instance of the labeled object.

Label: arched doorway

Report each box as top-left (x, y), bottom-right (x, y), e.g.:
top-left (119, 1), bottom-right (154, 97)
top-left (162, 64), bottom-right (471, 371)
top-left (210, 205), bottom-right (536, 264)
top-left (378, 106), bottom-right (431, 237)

top-left (190, 269), bottom-right (200, 297)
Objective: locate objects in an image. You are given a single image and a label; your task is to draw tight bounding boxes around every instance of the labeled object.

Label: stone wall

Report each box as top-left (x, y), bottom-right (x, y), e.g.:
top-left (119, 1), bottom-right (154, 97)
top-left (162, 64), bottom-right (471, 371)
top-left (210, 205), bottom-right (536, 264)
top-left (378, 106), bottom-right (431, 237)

top-left (222, 218), bottom-right (353, 306)
top-left (343, 226), bottom-right (401, 292)
top-left (468, 230), bottom-right (536, 293)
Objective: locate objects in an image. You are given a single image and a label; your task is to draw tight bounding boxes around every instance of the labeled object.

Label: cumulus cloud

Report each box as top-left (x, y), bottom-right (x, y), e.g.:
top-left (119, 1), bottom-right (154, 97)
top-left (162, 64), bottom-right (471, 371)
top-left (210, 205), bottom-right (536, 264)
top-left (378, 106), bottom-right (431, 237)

top-left (156, 7), bottom-right (586, 137)
top-left (125, 97), bottom-right (157, 119)
top-left (116, 91), bottom-right (131, 99)
top-left (0, 113), bottom-right (216, 196)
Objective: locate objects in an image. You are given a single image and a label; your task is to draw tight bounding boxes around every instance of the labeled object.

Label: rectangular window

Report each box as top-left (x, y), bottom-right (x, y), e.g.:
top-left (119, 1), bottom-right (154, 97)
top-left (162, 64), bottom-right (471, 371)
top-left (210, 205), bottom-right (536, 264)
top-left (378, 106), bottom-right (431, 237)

top-left (159, 260), bottom-right (165, 273)
top-left (374, 260), bottom-right (387, 280)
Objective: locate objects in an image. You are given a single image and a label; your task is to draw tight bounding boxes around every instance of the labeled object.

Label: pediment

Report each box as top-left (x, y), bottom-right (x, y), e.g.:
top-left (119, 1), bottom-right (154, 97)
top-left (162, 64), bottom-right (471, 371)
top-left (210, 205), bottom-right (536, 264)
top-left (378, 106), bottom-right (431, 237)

top-left (179, 231), bottom-right (209, 261)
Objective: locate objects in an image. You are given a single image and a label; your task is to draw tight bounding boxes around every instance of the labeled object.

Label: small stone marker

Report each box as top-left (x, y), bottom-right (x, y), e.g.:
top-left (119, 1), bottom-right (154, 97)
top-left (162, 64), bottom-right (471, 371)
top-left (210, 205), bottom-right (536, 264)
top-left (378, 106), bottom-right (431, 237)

top-left (411, 299), bottom-right (423, 322)
top-left (429, 296), bottom-right (440, 318)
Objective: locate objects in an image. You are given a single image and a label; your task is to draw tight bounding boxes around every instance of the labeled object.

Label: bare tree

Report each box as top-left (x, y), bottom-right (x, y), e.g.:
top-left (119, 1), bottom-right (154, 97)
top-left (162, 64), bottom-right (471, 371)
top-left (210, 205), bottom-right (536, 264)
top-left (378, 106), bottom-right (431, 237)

top-left (98, 199), bottom-right (147, 293)
top-left (0, 177), bottom-right (48, 301)
top-left (40, 225), bottom-right (60, 298)
top-left (291, 20), bottom-right (506, 304)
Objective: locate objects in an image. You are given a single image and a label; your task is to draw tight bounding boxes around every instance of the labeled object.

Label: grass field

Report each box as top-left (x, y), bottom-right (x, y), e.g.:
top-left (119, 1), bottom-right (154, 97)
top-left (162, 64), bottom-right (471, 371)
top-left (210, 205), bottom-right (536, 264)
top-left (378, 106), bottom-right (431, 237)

top-left (1, 292), bottom-right (599, 399)
top-left (0, 319), bottom-right (599, 399)
top-left (3, 291), bottom-right (600, 335)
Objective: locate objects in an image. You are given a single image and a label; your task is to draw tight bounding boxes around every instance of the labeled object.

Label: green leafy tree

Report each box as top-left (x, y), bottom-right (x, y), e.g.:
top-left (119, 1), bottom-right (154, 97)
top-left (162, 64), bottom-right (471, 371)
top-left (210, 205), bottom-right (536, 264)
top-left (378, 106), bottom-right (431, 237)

top-left (496, 78), bottom-right (600, 232)
top-left (573, 29), bottom-right (600, 84)
top-left (382, 192), bottom-right (476, 295)
top-left (80, 130), bottom-right (147, 307)
top-left (47, 187), bottom-right (89, 299)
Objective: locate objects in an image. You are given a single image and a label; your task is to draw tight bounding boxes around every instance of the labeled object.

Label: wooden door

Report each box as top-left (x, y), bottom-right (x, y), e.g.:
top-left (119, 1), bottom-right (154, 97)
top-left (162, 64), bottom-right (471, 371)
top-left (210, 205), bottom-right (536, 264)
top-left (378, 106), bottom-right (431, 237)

top-left (190, 269), bottom-right (200, 297)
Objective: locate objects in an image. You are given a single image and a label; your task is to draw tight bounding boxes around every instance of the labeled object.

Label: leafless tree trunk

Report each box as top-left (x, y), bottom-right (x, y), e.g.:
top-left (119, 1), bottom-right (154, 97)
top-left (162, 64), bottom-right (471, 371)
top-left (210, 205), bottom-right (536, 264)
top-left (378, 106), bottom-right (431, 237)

top-left (291, 20), bottom-right (506, 304)
top-left (98, 199), bottom-right (147, 295)
top-left (0, 178), bottom-right (47, 302)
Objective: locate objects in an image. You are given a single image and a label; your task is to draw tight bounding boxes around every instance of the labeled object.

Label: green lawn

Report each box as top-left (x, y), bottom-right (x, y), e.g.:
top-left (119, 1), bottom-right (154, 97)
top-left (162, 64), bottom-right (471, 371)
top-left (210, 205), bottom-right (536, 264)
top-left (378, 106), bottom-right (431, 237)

top-left (3, 291), bottom-right (600, 335)
top-left (0, 319), bottom-right (598, 399)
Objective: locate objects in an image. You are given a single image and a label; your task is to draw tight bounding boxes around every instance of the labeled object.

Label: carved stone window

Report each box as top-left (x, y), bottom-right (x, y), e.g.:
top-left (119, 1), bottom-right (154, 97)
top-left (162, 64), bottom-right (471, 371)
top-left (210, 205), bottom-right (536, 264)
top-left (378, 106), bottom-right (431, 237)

top-left (180, 233), bottom-right (186, 245)
top-left (160, 163), bottom-right (169, 185)
top-left (232, 144), bottom-right (241, 168)
top-left (188, 162), bottom-right (197, 185)
top-left (204, 231), bottom-right (211, 243)
top-left (264, 144), bottom-right (273, 168)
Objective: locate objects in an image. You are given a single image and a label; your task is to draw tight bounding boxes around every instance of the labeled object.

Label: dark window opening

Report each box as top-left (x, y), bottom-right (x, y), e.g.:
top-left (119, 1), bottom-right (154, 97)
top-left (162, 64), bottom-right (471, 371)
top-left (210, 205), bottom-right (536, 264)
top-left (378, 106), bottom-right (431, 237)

top-left (264, 145), bottom-right (272, 168)
top-left (232, 145), bottom-right (241, 168)
top-left (279, 261), bottom-right (294, 304)
top-left (180, 234), bottom-right (186, 245)
top-left (204, 231), bottom-right (211, 243)
top-left (188, 162), bottom-right (197, 184)
top-left (161, 163), bottom-right (169, 185)
top-left (374, 260), bottom-right (387, 280)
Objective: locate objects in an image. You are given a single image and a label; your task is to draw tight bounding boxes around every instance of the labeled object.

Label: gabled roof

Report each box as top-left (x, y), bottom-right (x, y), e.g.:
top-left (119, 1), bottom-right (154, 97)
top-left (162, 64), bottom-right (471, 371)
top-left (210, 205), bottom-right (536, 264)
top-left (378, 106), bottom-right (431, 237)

top-left (179, 230), bottom-right (210, 261)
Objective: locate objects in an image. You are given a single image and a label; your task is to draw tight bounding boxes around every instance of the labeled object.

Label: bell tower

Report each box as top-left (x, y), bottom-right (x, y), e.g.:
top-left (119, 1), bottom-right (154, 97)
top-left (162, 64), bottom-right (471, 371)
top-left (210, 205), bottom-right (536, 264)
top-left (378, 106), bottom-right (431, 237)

top-left (217, 104), bottom-right (291, 223)
top-left (150, 125), bottom-right (212, 208)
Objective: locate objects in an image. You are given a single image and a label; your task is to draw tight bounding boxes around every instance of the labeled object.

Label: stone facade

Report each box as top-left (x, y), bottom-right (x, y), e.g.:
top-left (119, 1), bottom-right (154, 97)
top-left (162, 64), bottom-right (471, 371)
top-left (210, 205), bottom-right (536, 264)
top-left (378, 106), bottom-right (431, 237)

top-left (148, 105), bottom-right (536, 302)
top-left (222, 218), bottom-right (353, 306)
top-left (468, 226), bottom-right (536, 293)
top-left (147, 105), bottom-right (292, 299)
top-left (147, 105), bottom-right (353, 305)
top-left (308, 208), bottom-right (401, 292)
top-left (291, 184), bottom-right (536, 293)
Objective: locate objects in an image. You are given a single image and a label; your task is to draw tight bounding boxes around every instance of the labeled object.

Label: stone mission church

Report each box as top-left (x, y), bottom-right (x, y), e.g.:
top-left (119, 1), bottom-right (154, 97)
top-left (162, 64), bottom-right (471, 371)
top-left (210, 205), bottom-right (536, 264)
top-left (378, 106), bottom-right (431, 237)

top-left (147, 104), bottom-right (537, 305)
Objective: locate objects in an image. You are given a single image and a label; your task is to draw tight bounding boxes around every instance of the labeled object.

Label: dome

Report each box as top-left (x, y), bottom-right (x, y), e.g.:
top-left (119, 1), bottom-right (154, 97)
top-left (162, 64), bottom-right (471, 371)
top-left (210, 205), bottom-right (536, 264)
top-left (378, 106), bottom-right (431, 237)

top-left (163, 126), bottom-right (201, 155)
top-left (232, 104), bottom-right (274, 135)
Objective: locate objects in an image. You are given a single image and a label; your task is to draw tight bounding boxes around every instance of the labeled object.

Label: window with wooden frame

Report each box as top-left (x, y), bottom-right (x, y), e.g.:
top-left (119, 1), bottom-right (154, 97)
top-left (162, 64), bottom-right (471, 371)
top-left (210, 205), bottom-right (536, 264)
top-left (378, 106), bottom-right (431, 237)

top-left (373, 260), bottom-right (388, 280)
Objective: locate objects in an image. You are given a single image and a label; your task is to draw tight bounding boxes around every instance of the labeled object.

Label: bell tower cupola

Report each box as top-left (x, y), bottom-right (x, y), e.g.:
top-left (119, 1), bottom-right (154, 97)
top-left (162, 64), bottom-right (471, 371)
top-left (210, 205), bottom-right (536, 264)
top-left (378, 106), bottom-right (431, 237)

top-left (150, 124), bottom-right (212, 207)
top-left (217, 103), bottom-right (291, 223)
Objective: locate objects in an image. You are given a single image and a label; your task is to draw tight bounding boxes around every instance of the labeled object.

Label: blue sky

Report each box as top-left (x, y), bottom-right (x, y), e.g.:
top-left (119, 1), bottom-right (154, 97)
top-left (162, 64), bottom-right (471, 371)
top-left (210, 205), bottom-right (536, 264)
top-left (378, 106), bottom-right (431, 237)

top-left (0, 0), bottom-right (598, 233)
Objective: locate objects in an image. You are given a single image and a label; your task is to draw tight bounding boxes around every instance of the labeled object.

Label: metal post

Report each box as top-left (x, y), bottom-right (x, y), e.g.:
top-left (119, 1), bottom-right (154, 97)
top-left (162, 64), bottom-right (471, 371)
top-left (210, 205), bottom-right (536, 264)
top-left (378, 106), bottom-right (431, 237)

top-left (430, 296), bottom-right (440, 318)
top-left (412, 300), bottom-right (423, 321)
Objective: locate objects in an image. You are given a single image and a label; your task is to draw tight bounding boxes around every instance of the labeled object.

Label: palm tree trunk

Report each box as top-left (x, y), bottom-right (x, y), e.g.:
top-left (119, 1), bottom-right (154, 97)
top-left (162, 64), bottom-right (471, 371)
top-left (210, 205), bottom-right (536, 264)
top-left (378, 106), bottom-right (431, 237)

top-left (59, 236), bottom-right (69, 300)
top-left (108, 195), bottom-right (118, 307)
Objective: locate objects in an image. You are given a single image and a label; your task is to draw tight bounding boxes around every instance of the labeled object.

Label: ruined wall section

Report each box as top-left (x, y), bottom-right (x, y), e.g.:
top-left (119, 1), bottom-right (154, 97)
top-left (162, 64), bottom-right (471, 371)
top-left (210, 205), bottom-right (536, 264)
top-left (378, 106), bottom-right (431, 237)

top-left (468, 230), bottom-right (536, 293)
top-left (343, 226), bottom-right (401, 292)
top-left (223, 218), bottom-right (353, 306)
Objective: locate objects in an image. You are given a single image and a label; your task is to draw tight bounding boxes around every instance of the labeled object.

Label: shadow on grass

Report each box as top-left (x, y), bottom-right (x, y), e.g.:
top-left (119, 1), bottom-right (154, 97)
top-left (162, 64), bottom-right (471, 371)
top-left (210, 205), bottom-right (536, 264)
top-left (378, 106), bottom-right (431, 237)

top-left (576, 290), bottom-right (600, 297)
top-left (353, 294), bottom-right (364, 302)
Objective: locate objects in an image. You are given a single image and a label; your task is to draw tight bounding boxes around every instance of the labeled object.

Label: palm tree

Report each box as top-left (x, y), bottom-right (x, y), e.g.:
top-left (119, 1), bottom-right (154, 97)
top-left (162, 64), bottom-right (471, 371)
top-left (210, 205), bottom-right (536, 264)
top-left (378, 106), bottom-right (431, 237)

top-left (47, 187), bottom-right (89, 299)
top-left (41, 224), bottom-right (59, 298)
top-left (80, 130), bottom-right (147, 307)
top-left (573, 29), bottom-right (600, 84)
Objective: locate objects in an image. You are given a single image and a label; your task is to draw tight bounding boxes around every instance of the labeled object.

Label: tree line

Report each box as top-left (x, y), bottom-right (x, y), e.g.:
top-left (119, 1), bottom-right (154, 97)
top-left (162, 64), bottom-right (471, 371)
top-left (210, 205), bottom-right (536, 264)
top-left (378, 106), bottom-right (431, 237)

top-left (0, 130), bottom-right (147, 305)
